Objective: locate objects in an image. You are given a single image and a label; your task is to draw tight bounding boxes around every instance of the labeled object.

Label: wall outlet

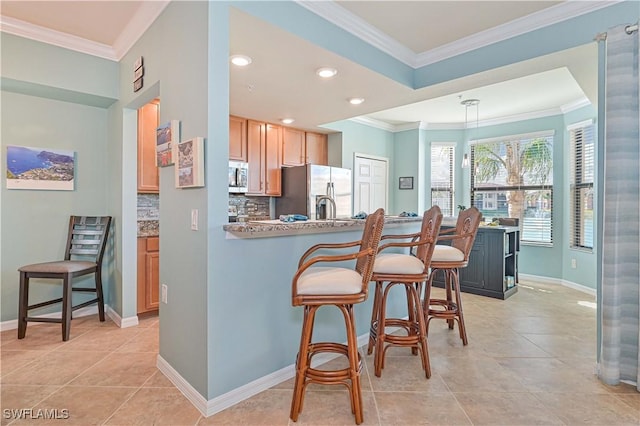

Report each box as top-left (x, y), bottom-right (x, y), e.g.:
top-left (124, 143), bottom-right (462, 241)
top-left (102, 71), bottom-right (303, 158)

top-left (161, 284), bottom-right (168, 304)
top-left (571, 259), bottom-right (577, 269)
top-left (191, 209), bottom-right (198, 231)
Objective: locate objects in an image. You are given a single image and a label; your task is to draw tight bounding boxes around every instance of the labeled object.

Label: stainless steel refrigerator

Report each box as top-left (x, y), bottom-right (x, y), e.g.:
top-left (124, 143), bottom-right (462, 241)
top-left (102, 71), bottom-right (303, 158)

top-left (276, 165), bottom-right (352, 219)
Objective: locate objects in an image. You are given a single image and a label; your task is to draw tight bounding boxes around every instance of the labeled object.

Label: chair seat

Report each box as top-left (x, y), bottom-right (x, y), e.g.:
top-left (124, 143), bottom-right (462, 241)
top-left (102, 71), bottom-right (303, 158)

top-left (431, 245), bottom-right (465, 262)
top-left (19, 260), bottom-right (97, 274)
top-left (297, 267), bottom-right (363, 295)
top-left (373, 253), bottom-right (425, 275)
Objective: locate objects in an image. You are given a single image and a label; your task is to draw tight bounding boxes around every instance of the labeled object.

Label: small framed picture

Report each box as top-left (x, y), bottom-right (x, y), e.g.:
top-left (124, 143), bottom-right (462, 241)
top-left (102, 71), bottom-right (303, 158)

top-left (175, 137), bottom-right (205, 188)
top-left (399, 176), bottom-right (414, 190)
top-left (156, 120), bottom-right (180, 167)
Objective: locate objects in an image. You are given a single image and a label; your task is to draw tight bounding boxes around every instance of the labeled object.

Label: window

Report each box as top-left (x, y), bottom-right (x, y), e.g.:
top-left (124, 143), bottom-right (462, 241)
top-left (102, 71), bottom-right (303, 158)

top-left (431, 144), bottom-right (454, 216)
top-left (471, 131), bottom-right (554, 245)
top-left (569, 121), bottom-right (595, 250)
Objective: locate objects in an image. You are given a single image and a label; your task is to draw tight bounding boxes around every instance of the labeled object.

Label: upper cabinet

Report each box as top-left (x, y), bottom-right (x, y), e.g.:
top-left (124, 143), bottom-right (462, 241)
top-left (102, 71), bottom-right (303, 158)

top-left (138, 100), bottom-right (159, 193)
top-left (282, 127), bottom-right (306, 167)
top-left (247, 120), bottom-right (282, 196)
top-left (305, 132), bottom-right (328, 166)
top-left (282, 128), bottom-right (328, 167)
top-left (229, 115), bottom-right (247, 162)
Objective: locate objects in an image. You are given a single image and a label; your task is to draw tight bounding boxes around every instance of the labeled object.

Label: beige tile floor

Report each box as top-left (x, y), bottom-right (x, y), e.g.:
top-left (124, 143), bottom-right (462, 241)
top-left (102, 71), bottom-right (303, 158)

top-left (2, 280), bottom-right (638, 425)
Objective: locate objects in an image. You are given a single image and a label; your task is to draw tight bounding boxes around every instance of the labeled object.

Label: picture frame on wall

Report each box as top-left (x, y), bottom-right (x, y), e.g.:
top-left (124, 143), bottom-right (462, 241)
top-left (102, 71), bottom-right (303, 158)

top-left (156, 120), bottom-right (180, 167)
top-left (175, 137), bottom-right (205, 188)
top-left (398, 176), bottom-right (414, 190)
top-left (6, 145), bottom-right (75, 190)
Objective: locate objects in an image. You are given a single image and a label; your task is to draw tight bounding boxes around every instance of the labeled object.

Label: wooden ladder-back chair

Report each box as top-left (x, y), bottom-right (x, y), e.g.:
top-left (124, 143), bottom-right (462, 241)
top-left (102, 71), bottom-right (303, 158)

top-left (366, 206), bottom-right (443, 378)
top-left (18, 216), bottom-right (112, 341)
top-left (290, 208), bottom-right (385, 425)
top-left (423, 207), bottom-right (481, 345)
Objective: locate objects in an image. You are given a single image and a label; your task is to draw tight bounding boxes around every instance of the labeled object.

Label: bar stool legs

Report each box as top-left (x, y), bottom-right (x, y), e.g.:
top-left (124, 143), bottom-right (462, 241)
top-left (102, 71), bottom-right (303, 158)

top-left (290, 304), bottom-right (364, 424)
top-left (371, 280), bottom-right (431, 378)
top-left (424, 267), bottom-right (468, 345)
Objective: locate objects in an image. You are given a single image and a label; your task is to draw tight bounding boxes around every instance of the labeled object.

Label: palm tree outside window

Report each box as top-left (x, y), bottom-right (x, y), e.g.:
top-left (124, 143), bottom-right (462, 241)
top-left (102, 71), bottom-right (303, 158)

top-left (470, 131), bottom-right (554, 244)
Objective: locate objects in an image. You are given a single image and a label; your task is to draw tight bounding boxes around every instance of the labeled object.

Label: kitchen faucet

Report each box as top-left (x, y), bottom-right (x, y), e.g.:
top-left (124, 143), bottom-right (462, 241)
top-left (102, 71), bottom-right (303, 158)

top-left (315, 195), bottom-right (336, 221)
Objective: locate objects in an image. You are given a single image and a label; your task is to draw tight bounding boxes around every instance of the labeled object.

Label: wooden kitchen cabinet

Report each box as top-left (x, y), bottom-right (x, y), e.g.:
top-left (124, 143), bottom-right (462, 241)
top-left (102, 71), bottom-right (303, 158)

top-left (282, 127), bottom-right (306, 167)
top-left (137, 100), bottom-right (159, 193)
top-left (305, 132), bottom-right (328, 165)
top-left (229, 115), bottom-right (247, 162)
top-left (247, 120), bottom-right (281, 196)
top-left (137, 237), bottom-right (159, 314)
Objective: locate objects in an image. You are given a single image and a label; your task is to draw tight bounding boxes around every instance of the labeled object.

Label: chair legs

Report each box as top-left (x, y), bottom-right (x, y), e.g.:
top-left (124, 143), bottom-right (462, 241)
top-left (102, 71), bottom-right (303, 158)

top-left (372, 280), bottom-right (431, 379)
top-left (17, 272), bottom-right (104, 341)
top-left (424, 268), bottom-right (468, 345)
top-left (17, 272), bottom-right (29, 339)
top-left (290, 304), bottom-right (364, 424)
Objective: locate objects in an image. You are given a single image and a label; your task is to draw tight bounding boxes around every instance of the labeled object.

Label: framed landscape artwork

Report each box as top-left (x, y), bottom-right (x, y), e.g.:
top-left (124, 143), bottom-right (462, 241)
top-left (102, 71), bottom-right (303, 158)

top-left (6, 145), bottom-right (75, 190)
top-left (175, 137), bottom-right (205, 188)
top-left (156, 120), bottom-right (180, 167)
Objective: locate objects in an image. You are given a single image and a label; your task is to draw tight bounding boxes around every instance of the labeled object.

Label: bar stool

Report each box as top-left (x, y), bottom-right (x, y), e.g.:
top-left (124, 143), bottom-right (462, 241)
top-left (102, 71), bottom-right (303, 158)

top-left (289, 208), bottom-right (384, 425)
top-left (423, 206), bottom-right (481, 345)
top-left (366, 206), bottom-right (442, 378)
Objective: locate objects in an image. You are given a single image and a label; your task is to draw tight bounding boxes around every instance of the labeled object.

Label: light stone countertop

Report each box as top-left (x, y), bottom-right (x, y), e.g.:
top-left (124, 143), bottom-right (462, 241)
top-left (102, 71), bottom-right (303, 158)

top-left (223, 216), bottom-right (423, 239)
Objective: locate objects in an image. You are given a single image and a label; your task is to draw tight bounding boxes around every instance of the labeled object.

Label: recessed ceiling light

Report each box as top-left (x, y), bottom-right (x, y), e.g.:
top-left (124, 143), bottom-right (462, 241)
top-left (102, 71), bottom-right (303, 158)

top-left (230, 55), bottom-right (252, 66)
top-left (348, 97), bottom-right (365, 105)
top-left (316, 67), bottom-right (338, 78)
top-left (281, 118), bottom-right (295, 124)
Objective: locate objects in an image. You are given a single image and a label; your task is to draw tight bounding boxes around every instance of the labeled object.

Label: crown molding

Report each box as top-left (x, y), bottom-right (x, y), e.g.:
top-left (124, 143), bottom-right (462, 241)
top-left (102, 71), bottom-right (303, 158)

top-left (112, 1), bottom-right (170, 60)
top-left (560, 97), bottom-right (592, 114)
top-left (296, 0), bottom-right (417, 66)
top-left (348, 116), bottom-right (397, 132)
top-left (299, 0), bottom-right (622, 69)
top-left (0, 1), bottom-right (169, 61)
top-left (414, 1), bottom-right (622, 67)
top-left (0, 15), bottom-right (116, 60)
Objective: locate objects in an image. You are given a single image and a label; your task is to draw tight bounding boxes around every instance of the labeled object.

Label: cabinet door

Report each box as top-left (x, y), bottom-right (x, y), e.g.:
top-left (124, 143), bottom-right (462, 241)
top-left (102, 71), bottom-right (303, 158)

top-left (306, 132), bottom-right (328, 165)
top-left (136, 239), bottom-right (147, 314)
top-left (282, 128), bottom-right (306, 167)
top-left (229, 115), bottom-right (247, 162)
top-left (247, 120), bottom-right (265, 194)
top-left (265, 124), bottom-right (282, 196)
top-left (145, 251), bottom-right (160, 311)
top-left (137, 100), bottom-right (159, 192)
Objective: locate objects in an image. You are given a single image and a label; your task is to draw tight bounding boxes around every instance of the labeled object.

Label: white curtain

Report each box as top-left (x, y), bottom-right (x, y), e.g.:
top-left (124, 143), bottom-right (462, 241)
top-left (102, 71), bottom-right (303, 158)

top-left (599, 23), bottom-right (640, 388)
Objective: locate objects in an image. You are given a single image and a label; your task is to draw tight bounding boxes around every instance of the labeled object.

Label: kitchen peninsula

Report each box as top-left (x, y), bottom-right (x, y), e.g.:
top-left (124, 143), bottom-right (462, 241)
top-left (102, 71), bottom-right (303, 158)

top-left (224, 217), bottom-right (519, 300)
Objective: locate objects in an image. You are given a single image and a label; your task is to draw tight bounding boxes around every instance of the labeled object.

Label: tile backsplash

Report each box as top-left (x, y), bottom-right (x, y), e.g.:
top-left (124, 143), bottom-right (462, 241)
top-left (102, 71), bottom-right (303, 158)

top-left (138, 193), bottom-right (159, 220)
top-left (229, 194), bottom-right (271, 220)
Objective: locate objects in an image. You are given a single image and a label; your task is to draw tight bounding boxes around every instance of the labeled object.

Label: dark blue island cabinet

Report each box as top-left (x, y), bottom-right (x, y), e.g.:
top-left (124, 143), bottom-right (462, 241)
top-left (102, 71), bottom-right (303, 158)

top-left (432, 225), bottom-right (519, 300)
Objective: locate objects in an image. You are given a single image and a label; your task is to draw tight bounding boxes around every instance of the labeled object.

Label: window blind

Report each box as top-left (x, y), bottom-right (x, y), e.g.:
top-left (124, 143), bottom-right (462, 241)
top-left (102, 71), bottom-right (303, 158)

top-left (470, 133), bottom-right (554, 245)
top-left (569, 123), bottom-right (595, 250)
top-left (431, 144), bottom-right (454, 216)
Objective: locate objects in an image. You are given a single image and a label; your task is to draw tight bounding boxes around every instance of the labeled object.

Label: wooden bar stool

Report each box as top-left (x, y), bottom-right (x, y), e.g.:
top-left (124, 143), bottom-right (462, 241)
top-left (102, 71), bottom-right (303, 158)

top-left (366, 206), bottom-right (442, 378)
top-left (423, 207), bottom-right (481, 345)
top-left (290, 208), bottom-right (384, 425)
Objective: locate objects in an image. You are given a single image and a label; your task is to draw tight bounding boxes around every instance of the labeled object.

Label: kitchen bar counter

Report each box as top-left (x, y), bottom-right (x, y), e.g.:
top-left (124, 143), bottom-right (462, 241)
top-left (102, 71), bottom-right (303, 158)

top-left (223, 215), bottom-right (422, 238)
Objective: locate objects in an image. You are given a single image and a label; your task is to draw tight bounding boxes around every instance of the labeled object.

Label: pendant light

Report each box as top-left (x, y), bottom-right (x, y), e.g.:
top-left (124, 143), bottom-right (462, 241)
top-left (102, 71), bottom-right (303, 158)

top-left (460, 98), bottom-right (479, 169)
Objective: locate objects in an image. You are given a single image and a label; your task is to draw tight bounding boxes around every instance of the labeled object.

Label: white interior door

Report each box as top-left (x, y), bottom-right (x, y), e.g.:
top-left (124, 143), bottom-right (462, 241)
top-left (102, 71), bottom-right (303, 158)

top-left (353, 154), bottom-right (388, 214)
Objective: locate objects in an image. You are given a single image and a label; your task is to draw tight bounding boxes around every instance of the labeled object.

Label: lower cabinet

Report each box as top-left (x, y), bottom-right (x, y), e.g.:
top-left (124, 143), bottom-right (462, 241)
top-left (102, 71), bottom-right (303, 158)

top-left (432, 226), bottom-right (519, 300)
top-left (137, 237), bottom-right (159, 314)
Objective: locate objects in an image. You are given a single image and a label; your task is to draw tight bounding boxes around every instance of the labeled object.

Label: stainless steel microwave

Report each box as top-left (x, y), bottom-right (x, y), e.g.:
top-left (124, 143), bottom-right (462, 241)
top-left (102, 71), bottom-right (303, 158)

top-left (229, 161), bottom-right (248, 193)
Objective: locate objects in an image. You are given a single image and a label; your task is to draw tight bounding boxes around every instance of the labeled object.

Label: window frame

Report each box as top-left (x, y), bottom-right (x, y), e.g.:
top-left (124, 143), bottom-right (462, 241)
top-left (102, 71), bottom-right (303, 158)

top-left (470, 130), bottom-right (555, 246)
top-left (430, 143), bottom-right (455, 217)
top-left (568, 120), bottom-right (595, 251)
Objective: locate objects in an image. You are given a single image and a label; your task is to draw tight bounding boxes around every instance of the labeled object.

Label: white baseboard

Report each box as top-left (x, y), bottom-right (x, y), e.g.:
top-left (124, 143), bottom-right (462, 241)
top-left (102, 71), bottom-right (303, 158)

top-left (106, 305), bottom-right (139, 328)
top-left (156, 329), bottom-right (385, 418)
top-left (1, 305), bottom-right (99, 332)
top-left (519, 273), bottom-right (596, 297)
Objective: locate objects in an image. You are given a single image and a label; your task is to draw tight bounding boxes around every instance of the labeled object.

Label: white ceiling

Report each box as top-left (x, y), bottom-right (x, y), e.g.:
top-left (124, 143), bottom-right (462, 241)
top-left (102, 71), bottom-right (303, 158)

top-left (0, 1), bottom-right (602, 132)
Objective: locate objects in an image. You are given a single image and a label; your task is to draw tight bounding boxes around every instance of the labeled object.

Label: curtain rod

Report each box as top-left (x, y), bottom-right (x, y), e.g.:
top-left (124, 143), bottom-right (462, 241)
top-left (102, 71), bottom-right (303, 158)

top-left (594, 23), bottom-right (638, 41)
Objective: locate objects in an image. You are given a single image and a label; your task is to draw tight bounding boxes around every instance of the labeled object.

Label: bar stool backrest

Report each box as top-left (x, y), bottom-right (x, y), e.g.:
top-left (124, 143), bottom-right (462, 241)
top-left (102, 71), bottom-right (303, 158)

top-left (355, 208), bottom-right (385, 285)
top-left (414, 206), bottom-right (443, 265)
top-left (451, 207), bottom-right (482, 261)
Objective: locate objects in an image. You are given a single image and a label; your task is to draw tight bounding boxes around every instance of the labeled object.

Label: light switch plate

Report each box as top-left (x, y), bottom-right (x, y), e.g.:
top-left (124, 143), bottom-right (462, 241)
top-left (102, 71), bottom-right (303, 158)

top-left (191, 209), bottom-right (198, 230)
